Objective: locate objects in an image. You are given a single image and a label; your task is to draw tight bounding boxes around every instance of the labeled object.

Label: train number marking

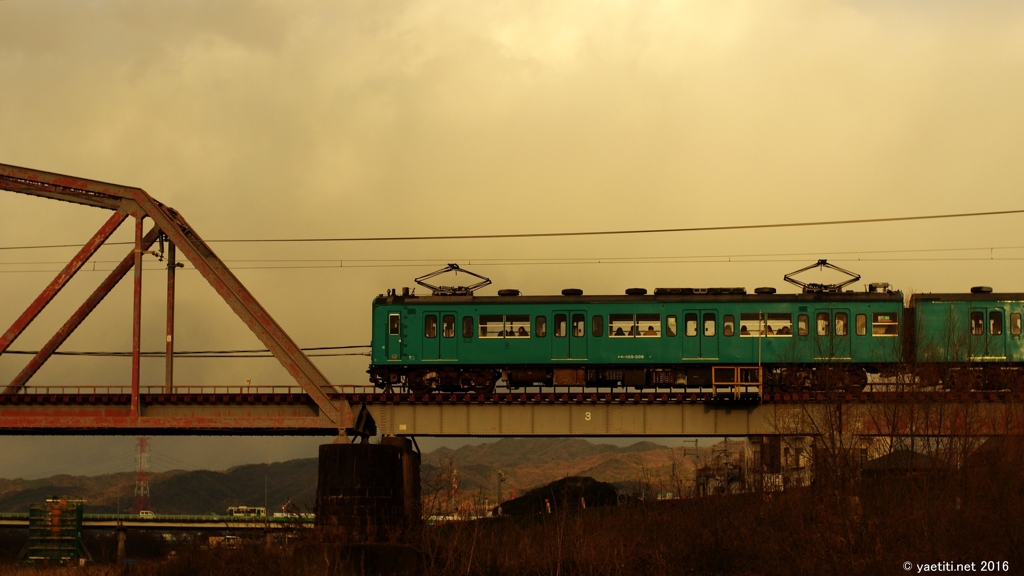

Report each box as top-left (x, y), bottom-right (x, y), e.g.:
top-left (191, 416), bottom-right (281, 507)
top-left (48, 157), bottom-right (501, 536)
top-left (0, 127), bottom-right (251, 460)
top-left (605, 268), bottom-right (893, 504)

top-left (617, 355), bottom-right (645, 359)
top-left (584, 411), bottom-right (592, 421)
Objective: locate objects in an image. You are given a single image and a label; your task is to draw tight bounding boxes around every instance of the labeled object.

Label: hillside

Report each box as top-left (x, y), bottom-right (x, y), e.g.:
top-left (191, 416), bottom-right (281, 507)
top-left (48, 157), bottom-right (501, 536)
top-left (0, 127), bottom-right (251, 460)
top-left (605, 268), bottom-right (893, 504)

top-left (0, 459), bottom-right (318, 515)
top-left (421, 438), bottom-right (696, 497)
top-left (0, 438), bottom-right (715, 514)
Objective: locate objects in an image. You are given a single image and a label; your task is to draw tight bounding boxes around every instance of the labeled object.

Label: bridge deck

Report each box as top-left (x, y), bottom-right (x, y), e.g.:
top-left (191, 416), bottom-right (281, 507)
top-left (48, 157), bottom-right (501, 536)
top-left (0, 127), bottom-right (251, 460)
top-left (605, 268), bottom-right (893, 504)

top-left (0, 389), bottom-right (1020, 436)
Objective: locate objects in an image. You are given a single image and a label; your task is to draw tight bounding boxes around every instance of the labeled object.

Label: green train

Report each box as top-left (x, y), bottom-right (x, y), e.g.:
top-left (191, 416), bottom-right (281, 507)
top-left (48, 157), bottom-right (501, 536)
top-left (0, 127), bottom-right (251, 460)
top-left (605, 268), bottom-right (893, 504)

top-left (367, 264), bottom-right (1024, 394)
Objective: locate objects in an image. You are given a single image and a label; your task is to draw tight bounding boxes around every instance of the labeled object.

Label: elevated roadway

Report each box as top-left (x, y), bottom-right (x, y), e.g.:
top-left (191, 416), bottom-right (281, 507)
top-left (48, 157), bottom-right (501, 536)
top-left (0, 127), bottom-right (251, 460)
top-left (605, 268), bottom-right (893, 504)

top-left (0, 512), bottom-right (312, 531)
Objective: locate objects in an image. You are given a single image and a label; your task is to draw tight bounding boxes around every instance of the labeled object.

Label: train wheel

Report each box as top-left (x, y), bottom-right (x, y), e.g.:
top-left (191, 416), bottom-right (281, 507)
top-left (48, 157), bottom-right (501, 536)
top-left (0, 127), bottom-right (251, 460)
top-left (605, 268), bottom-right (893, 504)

top-left (470, 371), bottom-right (498, 393)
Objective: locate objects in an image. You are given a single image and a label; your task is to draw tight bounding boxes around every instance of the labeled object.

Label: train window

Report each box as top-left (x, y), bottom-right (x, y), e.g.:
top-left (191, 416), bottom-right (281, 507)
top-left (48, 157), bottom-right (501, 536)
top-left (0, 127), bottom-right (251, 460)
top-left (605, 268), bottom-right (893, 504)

top-left (798, 314), bottom-right (809, 336)
top-left (666, 316), bottom-right (677, 337)
top-left (388, 314), bottom-right (400, 336)
top-left (572, 314), bottom-right (586, 337)
top-left (703, 313), bottom-right (716, 337)
top-left (593, 315), bottom-right (604, 337)
top-left (856, 314), bottom-right (867, 336)
top-left (637, 314), bottom-right (661, 337)
top-left (507, 314), bottom-right (531, 338)
top-left (536, 316), bottom-right (547, 338)
top-left (685, 313), bottom-right (698, 337)
top-left (970, 311), bottom-right (984, 336)
top-left (740, 313), bottom-right (762, 337)
top-left (462, 316), bottom-right (473, 338)
top-left (816, 313), bottom-right (829, 336)
top-left (835, 313), bottom-right (848, 336)
top-left (555, 314), bottom-right (567, 338)
top-left (610, 314), bottom-right (634, 337)
top-left (442, 315), bottom-right (455, 338)
top-left (479, 315), bottom-right (503, 338)
top-left (425, 315), bottom-right (438, 338)
top-left (871, 313), bottom-right (898, 336)
top-left (990, 311), bottom-right (1003, 336)
top-left (1012, 313), bottom-right (1022, 336)
top-left (723, 315), bottom-right (735, 337)
top-left (766, 313), bottom-right (791, 337)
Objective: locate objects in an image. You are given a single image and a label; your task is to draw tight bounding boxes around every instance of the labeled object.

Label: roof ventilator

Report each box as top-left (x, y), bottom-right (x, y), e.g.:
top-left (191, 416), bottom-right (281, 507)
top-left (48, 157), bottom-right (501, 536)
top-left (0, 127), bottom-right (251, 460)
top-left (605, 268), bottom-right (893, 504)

top-left (971, 286), bottom-right (993, 294)
top-left (625, 288), bottom-right (648, 295)
top-left (414, 263), bottom-right (492, 296)
top-left (784, 259), bottom-right (861, 294)
top-left (562, 288), bottom-right (583, 296)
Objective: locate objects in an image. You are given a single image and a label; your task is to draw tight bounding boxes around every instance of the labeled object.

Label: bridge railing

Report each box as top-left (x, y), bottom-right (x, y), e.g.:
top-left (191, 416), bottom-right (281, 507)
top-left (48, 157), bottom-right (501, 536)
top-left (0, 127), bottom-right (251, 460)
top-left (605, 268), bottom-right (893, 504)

top-left (15, 385), bottom-right (376, 395)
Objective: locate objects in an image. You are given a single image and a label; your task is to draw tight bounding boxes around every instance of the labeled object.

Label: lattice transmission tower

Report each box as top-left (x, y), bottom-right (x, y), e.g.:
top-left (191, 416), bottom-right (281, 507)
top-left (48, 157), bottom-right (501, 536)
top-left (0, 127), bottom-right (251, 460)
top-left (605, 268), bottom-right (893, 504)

top-left (132, 437), bottom-right (151, 513)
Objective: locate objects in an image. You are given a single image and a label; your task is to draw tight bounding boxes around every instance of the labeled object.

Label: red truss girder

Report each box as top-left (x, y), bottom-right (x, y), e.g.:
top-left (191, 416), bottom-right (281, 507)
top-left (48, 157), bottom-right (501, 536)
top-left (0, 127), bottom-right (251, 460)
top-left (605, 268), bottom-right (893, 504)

top-left (0, 163), bottom-right (352, 432)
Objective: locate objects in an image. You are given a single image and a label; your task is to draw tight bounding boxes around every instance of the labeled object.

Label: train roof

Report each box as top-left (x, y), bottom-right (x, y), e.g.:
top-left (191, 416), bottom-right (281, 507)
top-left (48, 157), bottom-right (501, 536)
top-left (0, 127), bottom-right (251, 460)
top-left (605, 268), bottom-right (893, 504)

top-left (374, 291), bottom-right (904, 306)
top-left (910, 293), bottom-right (1024, 304)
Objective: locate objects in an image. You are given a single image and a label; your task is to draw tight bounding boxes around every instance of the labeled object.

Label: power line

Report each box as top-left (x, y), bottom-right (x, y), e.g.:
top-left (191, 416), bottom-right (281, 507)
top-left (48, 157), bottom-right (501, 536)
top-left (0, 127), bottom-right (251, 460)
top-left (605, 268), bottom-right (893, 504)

top-left (1, 208), bottom-right (1022, 251)
top-left (3, 345), bottom-right (371, 359)
top-left (4, 255), bottom-right (1024, 274)
top-left (4, 243), bottom-right (1024, 267)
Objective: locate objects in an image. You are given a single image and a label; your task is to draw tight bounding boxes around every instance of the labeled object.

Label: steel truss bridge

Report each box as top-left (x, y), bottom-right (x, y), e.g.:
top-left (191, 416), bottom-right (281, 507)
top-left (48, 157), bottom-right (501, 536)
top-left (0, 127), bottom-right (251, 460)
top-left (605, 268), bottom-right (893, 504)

top-left (1, 163), bottom-right (1022, 440)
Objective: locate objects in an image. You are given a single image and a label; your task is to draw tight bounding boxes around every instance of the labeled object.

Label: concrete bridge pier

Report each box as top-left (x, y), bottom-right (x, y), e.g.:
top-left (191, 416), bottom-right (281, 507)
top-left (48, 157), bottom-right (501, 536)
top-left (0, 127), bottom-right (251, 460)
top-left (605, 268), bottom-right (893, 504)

top-left (115, 528), bottom-right (126, 562)
top-left (295, 436), bottom-right (421, 576)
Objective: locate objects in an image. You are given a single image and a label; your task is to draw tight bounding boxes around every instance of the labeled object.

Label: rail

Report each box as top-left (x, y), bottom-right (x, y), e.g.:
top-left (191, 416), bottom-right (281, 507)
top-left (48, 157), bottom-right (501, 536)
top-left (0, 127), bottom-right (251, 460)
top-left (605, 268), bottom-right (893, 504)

top-left (3, 388), bottom-right (1023, 405)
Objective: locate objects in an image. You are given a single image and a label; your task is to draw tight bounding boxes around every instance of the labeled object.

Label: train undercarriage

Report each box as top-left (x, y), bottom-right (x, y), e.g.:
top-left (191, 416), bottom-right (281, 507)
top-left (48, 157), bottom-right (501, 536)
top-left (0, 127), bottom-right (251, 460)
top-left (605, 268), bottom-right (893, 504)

top-left (368, 364), bottom-right (896, 395)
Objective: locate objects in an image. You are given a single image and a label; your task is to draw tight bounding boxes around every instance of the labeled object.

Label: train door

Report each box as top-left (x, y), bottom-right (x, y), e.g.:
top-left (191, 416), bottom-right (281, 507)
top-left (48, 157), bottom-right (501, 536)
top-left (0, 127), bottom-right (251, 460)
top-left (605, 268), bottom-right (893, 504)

top-left (834, 309), bottom-right (851, 359)
top-left (570, 312), bottom-right (588, 359)
top-left (386, 312), bottom-right (403, 361)
top-left (423, 311), bottom-right (458, 360)
top-left (701, 312), bottom-right (719, 359)
top-left (422, 313), bottom-right (439, 360)
top-left (439, 313), bottom-right (458, 360)
top-left (813, 308), bottom-right (852, 360)
top-left (682, 310), bottom-right (718, 359)
top-left (553, 310), bottom-right (588, 360)
top-left (970, 308), bottom-right (1006, 359)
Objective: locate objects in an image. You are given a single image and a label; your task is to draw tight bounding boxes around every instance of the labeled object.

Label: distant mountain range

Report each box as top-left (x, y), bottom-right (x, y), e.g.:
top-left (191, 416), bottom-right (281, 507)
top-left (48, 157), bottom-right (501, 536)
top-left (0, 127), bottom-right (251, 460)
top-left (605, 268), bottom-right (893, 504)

top-left (422, 438), bottom-right (698, 499)
top-left (0, 438), bottom-right (715, 514)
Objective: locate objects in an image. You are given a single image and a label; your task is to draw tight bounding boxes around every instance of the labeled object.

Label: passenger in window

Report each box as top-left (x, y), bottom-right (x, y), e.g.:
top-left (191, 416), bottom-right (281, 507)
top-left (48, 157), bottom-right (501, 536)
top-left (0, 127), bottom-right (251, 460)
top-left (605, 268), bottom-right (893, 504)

top-left (518, 326), bottom-right (528, 337)
top-left (740, 325), bottom-right (749, 336)
top-left (644, 325), bottom-right (657, 336)
top-left (614, 327), bottom-right (625, 337)
top-left (765, 325), bottom-right (774, 336)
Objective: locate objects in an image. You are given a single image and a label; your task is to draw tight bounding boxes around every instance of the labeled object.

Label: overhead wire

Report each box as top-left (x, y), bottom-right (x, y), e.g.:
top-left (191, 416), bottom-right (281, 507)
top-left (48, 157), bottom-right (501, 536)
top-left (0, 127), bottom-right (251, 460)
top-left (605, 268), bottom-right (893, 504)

top-left (4, 342), bottom-right (372, 356)
top-left (3, 242), bottom-right (1024, 273)
top-left (1, 207), bottom-right (1023, 251)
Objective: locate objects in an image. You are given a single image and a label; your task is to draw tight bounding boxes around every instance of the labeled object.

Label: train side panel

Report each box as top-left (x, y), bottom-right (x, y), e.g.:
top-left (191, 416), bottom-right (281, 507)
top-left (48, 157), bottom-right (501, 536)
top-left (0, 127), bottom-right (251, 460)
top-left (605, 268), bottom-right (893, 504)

top-left (913, 294), bottom-right (1024, 363)
top-left (371, 294), bottom-right (905, 381)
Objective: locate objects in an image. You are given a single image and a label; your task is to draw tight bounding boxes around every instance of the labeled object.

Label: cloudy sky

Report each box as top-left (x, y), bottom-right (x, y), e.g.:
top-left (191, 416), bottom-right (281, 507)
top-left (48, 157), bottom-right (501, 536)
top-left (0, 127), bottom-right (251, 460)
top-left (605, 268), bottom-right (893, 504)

top-left (1, 0), bottom-right (1024, 479)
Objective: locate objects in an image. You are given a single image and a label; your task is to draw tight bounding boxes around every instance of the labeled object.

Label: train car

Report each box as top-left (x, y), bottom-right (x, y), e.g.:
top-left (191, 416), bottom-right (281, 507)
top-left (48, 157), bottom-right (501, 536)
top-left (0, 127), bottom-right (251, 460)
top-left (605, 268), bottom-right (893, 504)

top-left (226, 506), bottom-right (266, 518)
top-left (911, 288), bottom-right (1024, 363)
top-left (909, 288), bottom-right (1024, 389)
top-left (369, 271), bottom-right (904, 395)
